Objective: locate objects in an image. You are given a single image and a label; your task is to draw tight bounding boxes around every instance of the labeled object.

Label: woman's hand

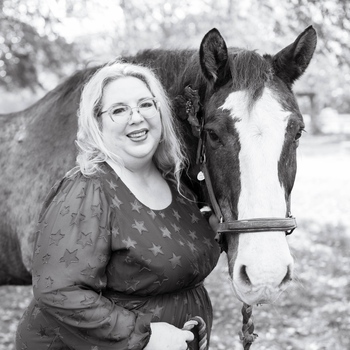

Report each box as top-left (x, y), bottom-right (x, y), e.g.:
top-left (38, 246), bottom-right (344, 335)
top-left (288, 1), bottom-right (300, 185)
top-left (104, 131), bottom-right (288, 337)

top-left (144, 322), bottom-right (194, 350)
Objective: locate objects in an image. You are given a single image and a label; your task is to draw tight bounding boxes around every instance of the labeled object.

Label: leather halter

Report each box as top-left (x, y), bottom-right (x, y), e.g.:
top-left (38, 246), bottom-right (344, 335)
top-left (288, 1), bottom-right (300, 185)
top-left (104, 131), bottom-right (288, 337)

top-left (179, 86), bottom-right (297, 247)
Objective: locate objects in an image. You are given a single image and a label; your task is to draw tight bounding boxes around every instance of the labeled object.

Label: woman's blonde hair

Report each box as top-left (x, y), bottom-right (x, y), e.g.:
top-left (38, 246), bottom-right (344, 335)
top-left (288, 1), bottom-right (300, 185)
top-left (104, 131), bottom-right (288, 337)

top-left (75, 60), bottom-right (187, 190)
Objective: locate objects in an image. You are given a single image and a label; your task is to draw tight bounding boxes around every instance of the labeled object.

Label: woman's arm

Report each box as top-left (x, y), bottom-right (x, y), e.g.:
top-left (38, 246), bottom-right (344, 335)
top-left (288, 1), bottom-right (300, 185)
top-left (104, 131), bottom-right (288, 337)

top-left (33, 174), bottom-right (152, 350)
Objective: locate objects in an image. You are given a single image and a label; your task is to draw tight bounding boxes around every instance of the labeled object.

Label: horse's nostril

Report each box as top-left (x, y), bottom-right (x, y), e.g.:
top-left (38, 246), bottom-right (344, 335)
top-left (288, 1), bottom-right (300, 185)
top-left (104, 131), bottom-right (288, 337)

top-left (239, 265), bottom-right (252, 286)
top-left (280, 264), bottom-right (293, 286)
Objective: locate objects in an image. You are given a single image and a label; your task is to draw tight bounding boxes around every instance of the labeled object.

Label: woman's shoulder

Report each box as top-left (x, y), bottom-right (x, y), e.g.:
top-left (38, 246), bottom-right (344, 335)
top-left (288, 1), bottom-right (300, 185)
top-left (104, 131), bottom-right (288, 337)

top-left (38, 166), bottom-right (112, 229)
top-left (70, 163), bottom-right (124, 206)
top-left (63, 167), bottom-right (104, 192)
top-left (43, 166), bottom-right (109, 207)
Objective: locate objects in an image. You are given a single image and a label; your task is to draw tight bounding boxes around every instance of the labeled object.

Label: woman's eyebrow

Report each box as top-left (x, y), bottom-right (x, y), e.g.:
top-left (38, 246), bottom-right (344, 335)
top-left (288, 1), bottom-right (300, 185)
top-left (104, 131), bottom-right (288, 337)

top-left (137, 96), bottom-right (154, 102)
top-left (106, 96), bottom-right (153, 108)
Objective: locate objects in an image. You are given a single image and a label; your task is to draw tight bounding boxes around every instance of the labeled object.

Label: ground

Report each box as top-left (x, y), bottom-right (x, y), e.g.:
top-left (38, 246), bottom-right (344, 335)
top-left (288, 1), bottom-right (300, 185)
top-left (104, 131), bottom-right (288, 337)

top-left (1, 134), bottom-right (349, 350)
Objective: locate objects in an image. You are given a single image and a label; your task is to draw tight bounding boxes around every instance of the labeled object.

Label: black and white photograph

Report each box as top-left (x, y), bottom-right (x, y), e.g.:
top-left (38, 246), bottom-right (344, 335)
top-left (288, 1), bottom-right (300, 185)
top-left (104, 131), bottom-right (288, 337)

top-left (1, 1), bottom-right (349, 349)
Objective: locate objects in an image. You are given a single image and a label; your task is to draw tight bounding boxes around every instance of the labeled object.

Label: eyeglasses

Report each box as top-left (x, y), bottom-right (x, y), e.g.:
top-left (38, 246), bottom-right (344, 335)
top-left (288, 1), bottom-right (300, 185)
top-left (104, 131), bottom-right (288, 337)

top-left (100, 97), bottom-right (160, 123)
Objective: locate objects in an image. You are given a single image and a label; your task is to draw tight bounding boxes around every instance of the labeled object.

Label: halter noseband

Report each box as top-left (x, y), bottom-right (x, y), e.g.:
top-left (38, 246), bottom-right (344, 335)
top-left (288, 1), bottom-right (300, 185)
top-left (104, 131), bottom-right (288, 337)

top-left (179, 86), bottom-right (297, 249)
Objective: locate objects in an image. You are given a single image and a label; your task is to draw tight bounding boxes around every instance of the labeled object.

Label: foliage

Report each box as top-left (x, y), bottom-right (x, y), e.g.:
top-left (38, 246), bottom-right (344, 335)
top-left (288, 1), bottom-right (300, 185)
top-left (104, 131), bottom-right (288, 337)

top-left (283, 0), bottom-right (350, 113)
top-left (0, 0), bottom-right (82, 90)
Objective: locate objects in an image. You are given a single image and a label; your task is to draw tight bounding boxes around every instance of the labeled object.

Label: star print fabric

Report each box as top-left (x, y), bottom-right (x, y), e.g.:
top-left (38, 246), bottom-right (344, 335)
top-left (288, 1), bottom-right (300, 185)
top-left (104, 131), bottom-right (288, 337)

top-left (16, 163), bottom-right (220, 350)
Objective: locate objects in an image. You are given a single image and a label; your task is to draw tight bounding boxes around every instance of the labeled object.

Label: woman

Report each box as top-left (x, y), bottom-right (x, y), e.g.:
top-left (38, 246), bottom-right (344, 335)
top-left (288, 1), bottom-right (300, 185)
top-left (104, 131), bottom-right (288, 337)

top-left (16, 61), bottom-right (220, 350)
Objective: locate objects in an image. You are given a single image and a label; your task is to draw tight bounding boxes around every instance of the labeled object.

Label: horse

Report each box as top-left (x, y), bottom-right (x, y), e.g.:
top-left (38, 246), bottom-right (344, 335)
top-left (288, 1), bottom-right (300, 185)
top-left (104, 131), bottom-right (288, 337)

top-left (0, 26), bottom-right (316, 315)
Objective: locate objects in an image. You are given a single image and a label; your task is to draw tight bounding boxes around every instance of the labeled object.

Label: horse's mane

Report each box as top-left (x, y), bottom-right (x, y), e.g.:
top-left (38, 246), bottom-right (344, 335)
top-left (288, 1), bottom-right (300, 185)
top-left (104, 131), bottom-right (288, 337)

top-left (132, 49), bottom-right (197, 95)
top-left (155, 47), bottom-right (273, 110)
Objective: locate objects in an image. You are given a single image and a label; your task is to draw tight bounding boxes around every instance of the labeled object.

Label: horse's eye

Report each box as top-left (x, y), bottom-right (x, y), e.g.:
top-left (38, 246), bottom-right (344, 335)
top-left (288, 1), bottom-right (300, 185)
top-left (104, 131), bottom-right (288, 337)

top-left (207, 130), bottom-right (220, 142)
top-left (294, 128), bottom-right (304, 141)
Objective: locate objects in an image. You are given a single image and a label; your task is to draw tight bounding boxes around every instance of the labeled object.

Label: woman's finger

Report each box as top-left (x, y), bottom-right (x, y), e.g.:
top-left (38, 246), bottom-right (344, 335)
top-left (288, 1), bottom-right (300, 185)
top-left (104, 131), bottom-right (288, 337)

top-left (183, 329), bottom-right (194, 342)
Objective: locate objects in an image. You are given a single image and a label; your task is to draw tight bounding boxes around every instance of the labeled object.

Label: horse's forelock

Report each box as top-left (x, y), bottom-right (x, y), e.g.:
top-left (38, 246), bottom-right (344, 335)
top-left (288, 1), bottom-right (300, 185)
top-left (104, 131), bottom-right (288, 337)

top-left (228, 49), bottom-right (272, 110)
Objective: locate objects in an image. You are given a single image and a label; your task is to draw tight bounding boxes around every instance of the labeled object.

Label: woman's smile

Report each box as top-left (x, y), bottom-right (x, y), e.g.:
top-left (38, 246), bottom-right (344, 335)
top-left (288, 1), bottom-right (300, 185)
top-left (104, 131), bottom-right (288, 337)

top-left (127, 128), bottom-right (149, 141)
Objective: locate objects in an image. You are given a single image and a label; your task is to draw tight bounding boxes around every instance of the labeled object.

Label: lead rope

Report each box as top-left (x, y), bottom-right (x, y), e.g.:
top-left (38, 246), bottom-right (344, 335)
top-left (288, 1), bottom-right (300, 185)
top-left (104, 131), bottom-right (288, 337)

top-left (183, 316), bottom-right (208, 350)
top-left (183, 308), bottom-right (257, 350)
top-left (240, 303), bottom-right (258, 350)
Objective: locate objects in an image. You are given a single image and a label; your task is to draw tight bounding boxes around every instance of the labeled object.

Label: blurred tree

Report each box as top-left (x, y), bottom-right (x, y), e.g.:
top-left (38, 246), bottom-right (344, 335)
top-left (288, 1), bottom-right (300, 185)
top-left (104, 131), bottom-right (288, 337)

top-left (281, 0), bottom-right (350, 114)
top-left (0, 0), bottom-right (80, 90)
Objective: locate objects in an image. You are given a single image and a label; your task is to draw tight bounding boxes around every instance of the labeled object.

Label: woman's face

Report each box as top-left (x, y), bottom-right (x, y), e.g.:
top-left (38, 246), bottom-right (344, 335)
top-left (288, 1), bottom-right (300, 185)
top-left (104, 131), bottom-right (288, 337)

top-left (100, 76), bottom-right (162, 169)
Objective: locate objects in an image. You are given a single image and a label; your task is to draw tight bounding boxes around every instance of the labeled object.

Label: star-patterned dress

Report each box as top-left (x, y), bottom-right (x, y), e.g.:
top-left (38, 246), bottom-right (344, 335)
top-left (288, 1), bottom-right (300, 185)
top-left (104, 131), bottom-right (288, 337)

top-left (16, 163), bottom-right (220, 350)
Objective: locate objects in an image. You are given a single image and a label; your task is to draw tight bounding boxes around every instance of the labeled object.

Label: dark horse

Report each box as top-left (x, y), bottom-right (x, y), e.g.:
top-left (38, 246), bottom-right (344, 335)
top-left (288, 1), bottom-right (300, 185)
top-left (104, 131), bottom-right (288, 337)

top-left (0, 27), bottom-right (316, 308)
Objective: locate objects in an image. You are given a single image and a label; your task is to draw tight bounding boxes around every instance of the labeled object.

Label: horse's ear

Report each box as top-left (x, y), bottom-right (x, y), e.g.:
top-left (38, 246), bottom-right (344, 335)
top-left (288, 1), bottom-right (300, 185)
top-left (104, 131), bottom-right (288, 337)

top-left (199, 28), bottom-right (231, 87)
top-left (272, 25), bottom-right (317, 86)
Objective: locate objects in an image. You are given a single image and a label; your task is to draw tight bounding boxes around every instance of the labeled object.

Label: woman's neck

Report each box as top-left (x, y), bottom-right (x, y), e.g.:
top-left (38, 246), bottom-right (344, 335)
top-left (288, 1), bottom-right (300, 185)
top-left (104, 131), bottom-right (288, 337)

top-left (107, 159), bottom-right (160, 183)
top-left (106, 159), bottom-right (172, 210)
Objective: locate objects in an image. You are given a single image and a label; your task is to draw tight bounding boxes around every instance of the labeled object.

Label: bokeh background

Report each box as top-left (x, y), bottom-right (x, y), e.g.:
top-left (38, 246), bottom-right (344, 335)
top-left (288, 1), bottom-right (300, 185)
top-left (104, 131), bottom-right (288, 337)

top-left (1, 0), bottom-right (349, 349)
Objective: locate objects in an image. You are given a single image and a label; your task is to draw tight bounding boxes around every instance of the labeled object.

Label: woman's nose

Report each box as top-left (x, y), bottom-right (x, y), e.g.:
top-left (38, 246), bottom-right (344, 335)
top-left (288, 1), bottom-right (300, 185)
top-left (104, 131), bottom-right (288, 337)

top-left (128, 108), bottom-right (144, 123)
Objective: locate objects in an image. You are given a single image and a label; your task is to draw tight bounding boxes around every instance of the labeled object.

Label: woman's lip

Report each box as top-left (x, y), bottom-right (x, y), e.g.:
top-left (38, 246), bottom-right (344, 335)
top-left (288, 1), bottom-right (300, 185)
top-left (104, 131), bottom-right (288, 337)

top-left (127, 129), bottom-right (148, 138)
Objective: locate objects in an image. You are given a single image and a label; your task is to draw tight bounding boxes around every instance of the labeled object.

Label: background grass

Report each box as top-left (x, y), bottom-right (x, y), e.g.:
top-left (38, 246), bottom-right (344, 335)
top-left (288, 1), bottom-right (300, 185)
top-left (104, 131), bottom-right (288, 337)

top-left (1, 134), bottom-right (349, 350)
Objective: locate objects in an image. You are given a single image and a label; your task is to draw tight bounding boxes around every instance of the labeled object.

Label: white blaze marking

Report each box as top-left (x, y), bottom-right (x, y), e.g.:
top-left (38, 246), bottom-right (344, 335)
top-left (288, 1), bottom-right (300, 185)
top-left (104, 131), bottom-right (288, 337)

top-left (221, 88), bottom-right (294, 299)
top-left (221, 88), bottom-right (290, 219)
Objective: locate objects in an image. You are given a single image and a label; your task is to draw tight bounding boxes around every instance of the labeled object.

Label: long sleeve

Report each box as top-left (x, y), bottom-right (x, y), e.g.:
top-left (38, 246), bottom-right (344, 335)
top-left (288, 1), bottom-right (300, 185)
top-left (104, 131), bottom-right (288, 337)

top-left (32, 173), bottom-right (152, 350)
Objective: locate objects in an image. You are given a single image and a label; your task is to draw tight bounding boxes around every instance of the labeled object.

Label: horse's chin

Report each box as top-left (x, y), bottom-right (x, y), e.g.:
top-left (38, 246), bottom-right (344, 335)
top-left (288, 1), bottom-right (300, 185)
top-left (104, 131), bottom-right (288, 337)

top-left (232, 281), bottom-right (290, 306)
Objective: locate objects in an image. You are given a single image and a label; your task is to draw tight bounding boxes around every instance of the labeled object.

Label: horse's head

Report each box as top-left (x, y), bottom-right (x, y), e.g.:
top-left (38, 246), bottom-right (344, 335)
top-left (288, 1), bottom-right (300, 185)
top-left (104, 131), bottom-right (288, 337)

top-left (186, 27), bottom-right (316, 305)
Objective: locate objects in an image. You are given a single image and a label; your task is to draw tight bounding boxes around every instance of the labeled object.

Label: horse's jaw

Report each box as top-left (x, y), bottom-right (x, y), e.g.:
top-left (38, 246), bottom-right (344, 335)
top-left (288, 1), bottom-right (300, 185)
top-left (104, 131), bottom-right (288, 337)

top-left (226, 231), bottom-right (294, 305)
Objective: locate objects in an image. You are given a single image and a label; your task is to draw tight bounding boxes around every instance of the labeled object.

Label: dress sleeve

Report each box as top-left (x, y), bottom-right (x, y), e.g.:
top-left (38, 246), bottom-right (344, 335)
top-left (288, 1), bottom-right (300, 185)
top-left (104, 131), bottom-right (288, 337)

top-left (32, 173), bottom-right (152, 350)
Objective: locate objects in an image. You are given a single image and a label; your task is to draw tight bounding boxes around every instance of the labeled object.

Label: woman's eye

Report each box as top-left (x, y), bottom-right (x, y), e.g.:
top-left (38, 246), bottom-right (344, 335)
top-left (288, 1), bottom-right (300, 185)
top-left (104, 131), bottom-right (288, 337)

top-left (139, 101), bottom-right (153, 109)
top-left (111, 106), bottom-right (128, 115)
